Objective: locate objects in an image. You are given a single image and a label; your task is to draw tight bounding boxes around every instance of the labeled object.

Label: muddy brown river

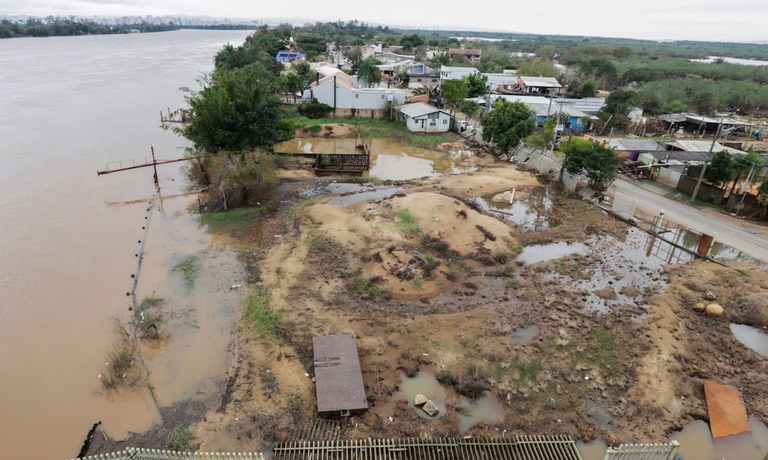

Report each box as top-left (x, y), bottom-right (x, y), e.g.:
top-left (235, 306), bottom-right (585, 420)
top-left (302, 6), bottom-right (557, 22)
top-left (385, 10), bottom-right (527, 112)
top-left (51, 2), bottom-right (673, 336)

top-left (0, 30), bottom-right (249, 459)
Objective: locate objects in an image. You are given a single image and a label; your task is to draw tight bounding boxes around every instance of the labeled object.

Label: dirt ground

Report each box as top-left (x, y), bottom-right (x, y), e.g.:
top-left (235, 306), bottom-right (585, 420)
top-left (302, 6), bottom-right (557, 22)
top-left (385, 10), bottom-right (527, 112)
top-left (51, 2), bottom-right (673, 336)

top-left (173, 150), bottom-right (768, 453)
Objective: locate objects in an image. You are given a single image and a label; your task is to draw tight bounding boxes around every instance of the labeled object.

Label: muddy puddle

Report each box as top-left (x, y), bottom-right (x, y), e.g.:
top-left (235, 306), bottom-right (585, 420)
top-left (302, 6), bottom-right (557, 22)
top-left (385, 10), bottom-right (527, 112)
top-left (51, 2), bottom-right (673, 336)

top-left (274, 138), bottom-right (477, 180)
top-left (396, 371), bottom-right (504, 432)
top-left (457, 394), bottom-right (504, 433)
top-left (730, 324), bottom-right (768, 357)
top-left (510, 325), bottom-right (540, 345)
top-left (517, 242), bottom-right (588, 265)
top-left (397, 371), bottom-right (447, 419)
top-left (471, 188), bottom-right (557, 232)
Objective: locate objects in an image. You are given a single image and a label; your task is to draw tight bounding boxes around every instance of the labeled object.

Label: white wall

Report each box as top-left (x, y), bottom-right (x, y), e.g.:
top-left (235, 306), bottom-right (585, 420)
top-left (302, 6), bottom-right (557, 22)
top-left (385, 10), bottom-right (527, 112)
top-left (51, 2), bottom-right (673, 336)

top-left (312, 80), bottom-right (406, 110)
top-left (405, 112), bottom-right (452, 133)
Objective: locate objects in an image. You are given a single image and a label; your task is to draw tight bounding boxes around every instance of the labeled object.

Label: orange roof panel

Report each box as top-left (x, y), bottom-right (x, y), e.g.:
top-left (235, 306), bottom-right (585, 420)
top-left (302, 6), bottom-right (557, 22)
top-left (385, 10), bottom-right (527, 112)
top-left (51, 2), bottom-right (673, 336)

top-left (703, 380), bottom-right (751, 439)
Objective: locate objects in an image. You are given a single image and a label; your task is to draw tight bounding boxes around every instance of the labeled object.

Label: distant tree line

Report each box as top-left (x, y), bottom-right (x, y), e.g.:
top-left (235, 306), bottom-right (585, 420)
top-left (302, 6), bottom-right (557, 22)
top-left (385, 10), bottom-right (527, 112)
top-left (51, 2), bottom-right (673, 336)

top-left (0, 17), bottom-right (179, 38)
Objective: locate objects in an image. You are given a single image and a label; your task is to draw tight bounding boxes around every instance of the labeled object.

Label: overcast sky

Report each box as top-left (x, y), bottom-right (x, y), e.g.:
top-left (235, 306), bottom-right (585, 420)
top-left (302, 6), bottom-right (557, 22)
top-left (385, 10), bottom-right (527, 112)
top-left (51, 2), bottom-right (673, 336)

top-left (3, 0), bottom-right (768, 43)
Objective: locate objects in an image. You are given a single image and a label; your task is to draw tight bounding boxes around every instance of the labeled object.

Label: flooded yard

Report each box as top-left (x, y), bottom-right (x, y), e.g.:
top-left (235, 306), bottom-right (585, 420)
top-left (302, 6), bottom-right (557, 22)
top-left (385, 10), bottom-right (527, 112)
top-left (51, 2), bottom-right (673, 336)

top-left (274, 137), bottom-right (477, 180)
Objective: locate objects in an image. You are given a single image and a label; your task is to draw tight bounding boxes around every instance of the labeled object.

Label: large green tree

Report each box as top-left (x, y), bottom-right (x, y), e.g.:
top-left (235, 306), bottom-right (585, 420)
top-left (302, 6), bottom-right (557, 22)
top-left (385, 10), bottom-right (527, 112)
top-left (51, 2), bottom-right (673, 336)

top-left (183, 64), bottom-right (294, 153)
top-left (441, 79), bottom-right (469, 109)
top-left (705, 151), bottom-right (733, 187)
top-left (480, 100), bottom-right (536, 152)
top-left (462, 73), bottom-right (489, 98)
top-left (356, 57), bottom-right (382, 87)
top-left (561, 138), bottom-right (620, 191)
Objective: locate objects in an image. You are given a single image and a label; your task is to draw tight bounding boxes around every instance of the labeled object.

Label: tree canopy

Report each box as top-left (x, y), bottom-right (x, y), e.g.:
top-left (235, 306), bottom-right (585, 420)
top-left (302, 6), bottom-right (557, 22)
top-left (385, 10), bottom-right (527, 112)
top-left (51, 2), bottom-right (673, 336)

top-left (561, 138), bottom-right (620, 191)
top-left (462, 73), bottom-right (488, 98)
top-left (182, 63), bottom-right (294, 153)
top-left (441, 79), bottom-right (469, 107)
top-left (356, 57), bottom-right (383, 87)
top-left (480, 100), bottom-right (536, 152)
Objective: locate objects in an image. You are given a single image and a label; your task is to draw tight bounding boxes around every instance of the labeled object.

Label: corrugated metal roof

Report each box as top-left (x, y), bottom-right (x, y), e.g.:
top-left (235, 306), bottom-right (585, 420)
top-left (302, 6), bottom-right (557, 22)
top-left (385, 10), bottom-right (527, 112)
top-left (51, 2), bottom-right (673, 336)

top-left (648, 150), bottom-right (710, 163)
top-left (607, 138), bottom-right (661, 152)
top-left (519, 76), bottom-right (562, 88)
top-left (527, 103), bottom-right (588, 118)
top-left (663, 140), bottom-right (746, 155)
top-left (313, 334), bottom-right (368, 413)
top-left (397, 102), bottom-right (448, 118)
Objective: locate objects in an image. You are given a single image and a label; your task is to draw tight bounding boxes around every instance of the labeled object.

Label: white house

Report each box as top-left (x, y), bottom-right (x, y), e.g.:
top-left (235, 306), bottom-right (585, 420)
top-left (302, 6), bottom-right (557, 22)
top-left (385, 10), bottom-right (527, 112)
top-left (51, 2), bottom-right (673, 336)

top-left (306, 71), bottom-right (407, 117)
top-left (483, 71), bottom-right (518, 92)
top-left (396, 102), bottom-right (453, 133)
top-left (515, 76), bottom-right (562, 96)
top-left (439, 66), bottom-right (479, 83)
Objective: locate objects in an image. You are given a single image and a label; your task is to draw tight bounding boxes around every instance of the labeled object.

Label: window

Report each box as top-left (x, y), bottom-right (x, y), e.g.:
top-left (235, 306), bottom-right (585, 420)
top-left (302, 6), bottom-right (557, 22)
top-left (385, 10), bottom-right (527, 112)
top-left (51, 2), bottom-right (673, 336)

top-left (442, 119), bottom-right (448, 124)
top-left (355, 94), bottom-right (359, 99)
top-left (427, 112), bottom-right (439, 119)
top-left (381, 95), bottom-right (385, 99)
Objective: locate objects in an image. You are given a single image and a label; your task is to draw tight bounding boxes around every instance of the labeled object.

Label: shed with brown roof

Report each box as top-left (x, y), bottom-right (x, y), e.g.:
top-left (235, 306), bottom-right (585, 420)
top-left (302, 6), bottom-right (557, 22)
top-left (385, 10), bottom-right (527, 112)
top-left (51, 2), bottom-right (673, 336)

top-left (313, 334), bottom-right (368, 415)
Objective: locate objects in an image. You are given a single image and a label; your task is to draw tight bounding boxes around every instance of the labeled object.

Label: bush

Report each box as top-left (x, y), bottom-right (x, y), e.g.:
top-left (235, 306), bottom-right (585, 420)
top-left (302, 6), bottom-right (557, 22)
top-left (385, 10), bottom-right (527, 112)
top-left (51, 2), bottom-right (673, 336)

top-left (190, 150), bottom-right (278, 210)
top-left (297, 98), bottom-right (334, 119)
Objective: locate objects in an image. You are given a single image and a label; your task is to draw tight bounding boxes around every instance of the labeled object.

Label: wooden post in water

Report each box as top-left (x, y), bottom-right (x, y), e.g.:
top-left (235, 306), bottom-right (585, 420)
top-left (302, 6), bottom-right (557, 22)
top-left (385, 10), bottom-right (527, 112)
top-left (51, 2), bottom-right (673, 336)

top-left (150, 145), bottom-right (159, 186)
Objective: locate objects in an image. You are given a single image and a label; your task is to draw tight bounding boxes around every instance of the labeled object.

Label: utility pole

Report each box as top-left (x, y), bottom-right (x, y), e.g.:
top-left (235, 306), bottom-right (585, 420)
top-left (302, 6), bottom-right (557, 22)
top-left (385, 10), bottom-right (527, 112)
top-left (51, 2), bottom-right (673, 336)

top-left (691, 120), bottom-right (722, 201)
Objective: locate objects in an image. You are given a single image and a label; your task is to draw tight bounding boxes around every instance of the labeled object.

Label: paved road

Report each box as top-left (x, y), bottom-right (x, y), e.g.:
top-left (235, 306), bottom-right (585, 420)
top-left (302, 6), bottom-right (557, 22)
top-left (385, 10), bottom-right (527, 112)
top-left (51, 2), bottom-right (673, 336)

top-left (610, 178), bottom-right (768, 263)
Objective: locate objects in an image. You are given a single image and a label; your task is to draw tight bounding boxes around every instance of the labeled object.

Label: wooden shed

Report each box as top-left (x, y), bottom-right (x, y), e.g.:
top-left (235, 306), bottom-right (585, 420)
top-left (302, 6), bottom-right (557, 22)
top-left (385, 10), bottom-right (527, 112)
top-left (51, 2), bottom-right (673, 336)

top-left (313, 334), bottom-right (368, 415)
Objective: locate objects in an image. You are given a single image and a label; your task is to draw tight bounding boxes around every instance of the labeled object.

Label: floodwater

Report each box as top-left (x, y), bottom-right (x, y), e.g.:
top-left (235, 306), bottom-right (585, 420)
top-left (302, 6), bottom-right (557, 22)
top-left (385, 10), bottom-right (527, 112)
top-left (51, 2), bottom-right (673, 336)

top-left (730, 324), bottom-right (768, 357)
top-left (327, 183), bottom-right (405, 207)
top-left (510, 325), bottom-right (540, 345)
top-left (471, 187), bottom-right (556, 232)
top-left (274, 137), bottom-right (477, 180)
top-left (0, 29), bottom-right (251, 459)
top-left (457, 394), bottom-right (504, 433)
top-left (690, 56), bottom-right (768, 66)
top-left (672, 417), bottom-right (768, 459)
top-left (516, 241), bottom-right (588, 265)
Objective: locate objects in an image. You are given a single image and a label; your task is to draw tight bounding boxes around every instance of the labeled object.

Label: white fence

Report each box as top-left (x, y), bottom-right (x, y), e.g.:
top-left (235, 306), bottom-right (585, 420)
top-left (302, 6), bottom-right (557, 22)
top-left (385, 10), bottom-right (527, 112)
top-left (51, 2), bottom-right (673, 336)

top-left (604, 441), bottom-right (680, 460)
top-left (612, 193), bottom-right (638, 220)
top-left (657, 168), bottom-right (682, 188)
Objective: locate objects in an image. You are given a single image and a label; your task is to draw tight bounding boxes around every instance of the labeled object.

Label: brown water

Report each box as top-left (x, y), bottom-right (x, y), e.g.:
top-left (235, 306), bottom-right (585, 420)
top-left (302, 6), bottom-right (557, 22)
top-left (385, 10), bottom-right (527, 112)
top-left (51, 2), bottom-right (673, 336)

top-left (274, 138), bottom-right (478, 180)
top-left (730, 324), bottom-right (768, 357)
top-left (0, 30), bottom-right (250, 459)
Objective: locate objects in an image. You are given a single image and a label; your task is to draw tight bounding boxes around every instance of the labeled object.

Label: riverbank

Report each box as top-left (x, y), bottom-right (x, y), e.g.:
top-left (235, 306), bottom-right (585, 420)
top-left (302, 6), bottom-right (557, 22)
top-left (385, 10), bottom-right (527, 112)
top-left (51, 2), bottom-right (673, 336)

top-left (124, 146), bottom-right (768, 455)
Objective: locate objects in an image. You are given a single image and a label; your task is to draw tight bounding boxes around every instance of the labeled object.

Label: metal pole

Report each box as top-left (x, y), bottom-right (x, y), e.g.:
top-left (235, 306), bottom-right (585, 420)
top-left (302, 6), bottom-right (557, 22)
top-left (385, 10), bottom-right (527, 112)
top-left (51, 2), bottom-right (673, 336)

top-left (691, 120), bottom-right (722, 201)
top-left (735, 162), bottom-right (757, 216)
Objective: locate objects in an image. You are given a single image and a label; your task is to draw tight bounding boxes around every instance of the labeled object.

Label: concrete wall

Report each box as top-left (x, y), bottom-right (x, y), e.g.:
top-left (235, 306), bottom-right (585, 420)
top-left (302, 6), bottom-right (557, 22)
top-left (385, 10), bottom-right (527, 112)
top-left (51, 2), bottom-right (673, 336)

top-left (677, 176), bottom-right (726, 204)
top-left (332, 108), bottom-right (389, 119)
top-left (312, 81), bottom-right (406, 110)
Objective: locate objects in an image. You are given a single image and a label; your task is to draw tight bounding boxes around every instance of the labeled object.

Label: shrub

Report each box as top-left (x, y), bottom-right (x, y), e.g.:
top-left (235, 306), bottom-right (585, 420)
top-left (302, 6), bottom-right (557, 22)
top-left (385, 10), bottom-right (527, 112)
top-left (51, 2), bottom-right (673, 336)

top-left (297, 98), bottom-right (334, 119)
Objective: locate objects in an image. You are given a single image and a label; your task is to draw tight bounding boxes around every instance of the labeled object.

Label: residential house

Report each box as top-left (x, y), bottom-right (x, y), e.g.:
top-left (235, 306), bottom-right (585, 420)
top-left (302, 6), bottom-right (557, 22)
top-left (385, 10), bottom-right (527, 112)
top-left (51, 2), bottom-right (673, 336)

top-left (425, 48), bottom-right (445, 60)
top-left (448, 48), bottom-right (482, 62)
top-left (406, 63), bottom-right (440, 89)
top-left (484, 71), bottom-right (517, 92)
top-left (276, 50), bottom-right (305, 63)
top-left (514, 76), bottom-right (562, 96)
top-left (527, 103), bottom-right (589, 131)
top-left (662, 140), bottom-right (746, 155)
top-left (360, 44), bottom-right (378, 59)
top-left (306, 71), bottom-right (407, 118)
top-left (659, 113), bottom-right (751, 135)
top-left (375, 59), bottom-right (415, 80)
top-left (396, 102), bottom-right (453, 133)
top-left (377, 52), bottom-right (416, 64)
top-left (439, 65), bottom-right (479, 83)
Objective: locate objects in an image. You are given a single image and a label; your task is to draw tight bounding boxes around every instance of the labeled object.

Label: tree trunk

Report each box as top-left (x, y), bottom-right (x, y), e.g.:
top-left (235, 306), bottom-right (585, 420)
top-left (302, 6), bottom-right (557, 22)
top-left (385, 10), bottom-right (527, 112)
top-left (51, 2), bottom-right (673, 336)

top-left (728, 171), bottom-right (741, 199)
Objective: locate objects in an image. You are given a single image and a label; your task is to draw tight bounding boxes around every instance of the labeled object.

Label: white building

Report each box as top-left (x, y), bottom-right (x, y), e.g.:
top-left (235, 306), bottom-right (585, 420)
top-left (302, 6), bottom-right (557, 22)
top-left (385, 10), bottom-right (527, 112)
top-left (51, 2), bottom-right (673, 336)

top-left (484, 71), bottom-right (517, 92)
top-left (439, 66), bottom-right (479, 83)
top-left (396, 103), bottom-right (453, 133)
top-left (515, 76), bottom-right (562, 96)
top-left (306, 71), bottom-right (407, 117)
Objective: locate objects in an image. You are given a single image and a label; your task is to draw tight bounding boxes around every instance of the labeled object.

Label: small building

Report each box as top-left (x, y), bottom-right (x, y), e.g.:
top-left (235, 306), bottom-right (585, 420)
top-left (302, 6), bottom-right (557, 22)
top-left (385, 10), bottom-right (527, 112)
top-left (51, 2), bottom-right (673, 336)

top-left (313, 334), bottom-right (368, 415)
top-left (376, 51), bottom-right (416, 64)
top-left (527, 103), bottom-right (589, 131)
top-left (449, 48), bottom-right (482, 62)
top-left (439, 65), bottom-right (479, 83)
top-left (605, 138), bottom-right (661, 161)
top-left (515, 76), bottom-right (562, 96)
top-left (484, 71), bottom-right (517, 92)
top-left (407, 63), bottom-right (440, 89)
top-left (276, 50), bottom-right (305, 63)
top-left (662, 140), bottom-right (746, 155)
top-left (396, 102), bottom-right (453, 133)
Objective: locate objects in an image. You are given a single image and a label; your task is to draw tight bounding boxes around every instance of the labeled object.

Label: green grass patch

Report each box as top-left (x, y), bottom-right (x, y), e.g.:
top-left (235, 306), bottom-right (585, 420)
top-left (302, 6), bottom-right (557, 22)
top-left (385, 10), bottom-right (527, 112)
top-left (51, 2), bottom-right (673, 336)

top-left (505, 277), bottom-right (519, 288)
top-left (167, 426), bottom-right (194, 451)
top-left (200, 200), bottom-right (276, 233)
top-left (306, 229), bottom-right (330, 252)
top-left (574, 325), bottom-right (624, 380)
top-left (172, 256), bottom-right (198, 289)
top-left (410, 277), bottom-right (425, 289)
top-left (508, 243), bottom-right (523, 255)
top-left (350, 277), bottom-right (387, 300)
top-left (244, 289), bottom-right (287, 342)
top-left (394, 209), bottom-right (421, 236)
top-left (294, 116), bottom-right (456, 148)
top-left (493, 359), bottom-right (542, 384)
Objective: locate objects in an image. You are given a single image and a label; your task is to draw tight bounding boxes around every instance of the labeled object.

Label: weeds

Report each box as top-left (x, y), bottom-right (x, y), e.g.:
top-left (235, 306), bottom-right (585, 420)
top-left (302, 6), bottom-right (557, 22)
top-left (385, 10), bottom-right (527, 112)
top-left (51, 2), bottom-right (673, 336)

top-left (394, 209), bottom-right (420, 236)
top-left (167, 426), bottom-right (194, 451)
top-left (294, 116), bottom-right (456, 148)
top-left (509, 243), bottom-right (523, 255)
top-left (200, 200), bottom-right (276, 234)
top-left (410, 277), bottom-right (425, 289)
top-left (101, 343), bottom-right (139, 389)
top-left (172, 256), bottom-right (198, 288)
top-left (575, 326), bottom-right (624, 380)
top-left (244, 289), bottom-right (287, 343)
top-left (306, 230), bottom-right (330, 252)
top-left (350, 277), bottom-right (387, 300)
top-left (505, 277), bottom-right (520, 288)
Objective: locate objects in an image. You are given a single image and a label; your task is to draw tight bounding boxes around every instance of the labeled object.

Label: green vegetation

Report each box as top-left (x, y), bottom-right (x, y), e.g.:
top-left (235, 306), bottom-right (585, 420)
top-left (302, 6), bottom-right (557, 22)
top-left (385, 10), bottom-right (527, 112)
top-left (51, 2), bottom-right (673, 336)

top-left (244, 289), bottom-right (288, 342)
top-left (462, 73), bottom-right (488, 98)
top-left (575, 325), bottom-right (624, 380)
top-left (306, 229), bottom-right (331, 252)
top-left (481, 100), bottom-right (536, 153)
top-left (356, 57), bottom-right (383, 87)
top-left (172, 256), bottom-right (199, 289)
top-left (101, 343), bottom-right (139, 389)
top-left (350, 277), bottom-right (387, 300)
top-left (200, 201), bottom-right (275, 233)
top-left (493, 358), bottom-right (542, 384)
top-left (394, 209), bottom-right (421, 235)
top-left (561, 138), bottom-right (620, 191)
top-left (296, 99), bottom-right (334, 119)
top-left (167, 426), bottom-right (194, 451)
top-left (0, 17), bottom-right (178, 39)
top-left (441, 79), bottom-right (469, 109)
top-left (505, 277), bottom-right (519, 288)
